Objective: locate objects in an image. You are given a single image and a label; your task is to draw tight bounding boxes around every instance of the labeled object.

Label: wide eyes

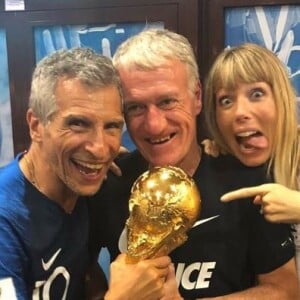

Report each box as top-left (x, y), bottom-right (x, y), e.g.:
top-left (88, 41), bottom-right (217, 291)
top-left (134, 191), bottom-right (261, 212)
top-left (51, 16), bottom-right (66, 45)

top-left (218, 96), bottom-right (233, 107)
top-left (216, 87), bottom-right (266, 108)
top-left (251, 89), bottom-right (264, 100)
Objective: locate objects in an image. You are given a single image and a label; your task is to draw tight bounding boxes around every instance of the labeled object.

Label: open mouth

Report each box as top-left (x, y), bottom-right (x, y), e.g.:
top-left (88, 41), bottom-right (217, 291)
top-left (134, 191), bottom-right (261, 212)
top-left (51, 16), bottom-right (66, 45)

top-left (147, 133), bottom-right (176, 145)
top-left (71, 159), bottom-right (103, 175)
top-left (235, 130), bottom-right (264, 150)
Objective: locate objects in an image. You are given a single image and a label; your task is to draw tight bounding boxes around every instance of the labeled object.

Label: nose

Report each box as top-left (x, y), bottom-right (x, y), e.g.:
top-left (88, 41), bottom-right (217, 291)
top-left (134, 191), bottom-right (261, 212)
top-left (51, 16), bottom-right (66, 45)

top-left (235, 96), bottom-right (251, 122)
top-left (84, 128), bottom-right (109, 158)
top-left (143, 105), bottom-right (167, 135)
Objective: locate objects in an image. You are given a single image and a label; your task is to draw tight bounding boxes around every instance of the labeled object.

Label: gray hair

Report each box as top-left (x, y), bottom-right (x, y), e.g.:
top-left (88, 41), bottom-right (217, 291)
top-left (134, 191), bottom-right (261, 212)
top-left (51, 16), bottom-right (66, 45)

top-left (112, 29), bottom-right (199, 92)
top-left (29, 47), bottom-right (122, 124)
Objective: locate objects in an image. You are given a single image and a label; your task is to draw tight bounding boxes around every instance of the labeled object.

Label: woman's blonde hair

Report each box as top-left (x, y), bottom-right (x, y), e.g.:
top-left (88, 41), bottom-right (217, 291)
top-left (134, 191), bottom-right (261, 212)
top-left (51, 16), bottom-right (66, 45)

top-left (204, 43), bottom-right (300, 189)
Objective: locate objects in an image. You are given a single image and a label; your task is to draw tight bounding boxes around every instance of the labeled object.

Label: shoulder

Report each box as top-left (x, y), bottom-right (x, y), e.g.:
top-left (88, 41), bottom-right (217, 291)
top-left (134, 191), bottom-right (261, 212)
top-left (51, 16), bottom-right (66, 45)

top-left (116, 150), bottom-right (148, 172)
top-left (0, 170), bottom-right (29, 266)
top-left (0, 156), bottom-right (22, 182)
top-left (0, 156), bottom-right (27, 211)
top-left (205, 150), bottom-right (266, 171)
top-left (107, 150), bottom-right (147, 185)
top-left (199, 151), bottom-right (269, 188)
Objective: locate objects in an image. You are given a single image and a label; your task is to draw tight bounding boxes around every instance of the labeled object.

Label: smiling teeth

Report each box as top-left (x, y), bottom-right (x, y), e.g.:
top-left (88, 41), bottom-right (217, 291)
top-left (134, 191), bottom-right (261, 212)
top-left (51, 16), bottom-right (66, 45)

top-left (151, 136), bottom-right (171, 144)
top-left (76, 161), bottom-right (103, 170)
top-left (236, 131), bottom-right (257, 137)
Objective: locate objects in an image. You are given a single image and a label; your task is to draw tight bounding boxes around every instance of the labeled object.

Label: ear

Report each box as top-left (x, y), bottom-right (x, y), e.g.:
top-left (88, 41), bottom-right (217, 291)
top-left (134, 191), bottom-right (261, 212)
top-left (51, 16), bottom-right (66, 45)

top-left (26, 109), bottom-right (44, 142)
top-left (194, 80), bottom-right (202, 115)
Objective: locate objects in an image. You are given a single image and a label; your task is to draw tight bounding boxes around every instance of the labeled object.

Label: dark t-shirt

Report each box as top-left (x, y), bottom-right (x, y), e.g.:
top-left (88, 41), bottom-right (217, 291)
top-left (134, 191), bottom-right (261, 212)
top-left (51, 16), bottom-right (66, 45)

top-left (0, 155), bottom-right (89, 300)
top-left (89, 150), bottom-right (294, 299)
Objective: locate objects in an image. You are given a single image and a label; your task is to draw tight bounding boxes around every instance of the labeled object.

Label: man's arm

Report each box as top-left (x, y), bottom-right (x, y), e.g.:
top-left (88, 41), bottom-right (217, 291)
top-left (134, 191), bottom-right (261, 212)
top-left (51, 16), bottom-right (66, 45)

top-left (0, 212), bottom-right (28, 300)
top-left (201, 258), bottom-right (299, 299)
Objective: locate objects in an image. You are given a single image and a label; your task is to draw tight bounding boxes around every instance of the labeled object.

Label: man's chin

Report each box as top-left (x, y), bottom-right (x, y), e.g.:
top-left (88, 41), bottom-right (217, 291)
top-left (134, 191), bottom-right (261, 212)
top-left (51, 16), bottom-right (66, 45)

top-left (149, 161), bottom-right (176, 168)
top-left (77, 184), bottom-right (103, 197)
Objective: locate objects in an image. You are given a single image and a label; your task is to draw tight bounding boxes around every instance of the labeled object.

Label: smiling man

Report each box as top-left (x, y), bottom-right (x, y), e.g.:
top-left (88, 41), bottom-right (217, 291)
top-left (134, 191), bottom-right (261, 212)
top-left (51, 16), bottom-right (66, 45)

top-left (0, 48), bottom-right (176, 300)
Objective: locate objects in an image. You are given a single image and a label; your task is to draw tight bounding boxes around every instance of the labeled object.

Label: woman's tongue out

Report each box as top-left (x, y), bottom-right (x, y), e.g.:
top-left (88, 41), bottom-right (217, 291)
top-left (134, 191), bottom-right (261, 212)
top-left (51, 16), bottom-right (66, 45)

top-left (237, 132), bottom-right (268, 150)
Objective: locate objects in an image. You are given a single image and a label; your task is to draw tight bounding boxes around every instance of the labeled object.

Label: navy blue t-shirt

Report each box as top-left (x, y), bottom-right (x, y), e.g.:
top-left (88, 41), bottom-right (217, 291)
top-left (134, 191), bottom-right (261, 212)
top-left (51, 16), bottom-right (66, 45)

top-left (0, 155), bottom-right (89, 300)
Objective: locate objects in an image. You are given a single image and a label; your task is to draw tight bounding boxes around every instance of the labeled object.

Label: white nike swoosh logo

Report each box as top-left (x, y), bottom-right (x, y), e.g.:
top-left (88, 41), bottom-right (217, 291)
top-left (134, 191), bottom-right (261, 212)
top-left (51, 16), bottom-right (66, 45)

top-left (192, 215), bottom-right (219, 228)
top-left (118, 228), bottom-right (128, 253)
top-left (41, 248), bottom-right (62, 271)
top-left (118, 215), bottom-right (220, 252)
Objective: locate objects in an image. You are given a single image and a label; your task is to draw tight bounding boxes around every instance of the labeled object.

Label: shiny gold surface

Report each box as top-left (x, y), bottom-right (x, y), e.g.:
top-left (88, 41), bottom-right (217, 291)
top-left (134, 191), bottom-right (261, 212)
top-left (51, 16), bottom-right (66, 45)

top-left (126, 166), bottom-right (201, 263)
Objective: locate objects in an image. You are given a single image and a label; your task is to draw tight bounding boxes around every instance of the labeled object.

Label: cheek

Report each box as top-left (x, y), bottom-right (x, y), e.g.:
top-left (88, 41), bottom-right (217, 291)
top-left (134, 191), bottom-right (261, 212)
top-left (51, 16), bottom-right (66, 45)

top-left (216, 110), bottom-right (228, 130)
top-left (108, 135), bottom-right (123, 154)
top-left (216, 111), bottom-right (234, 142)
top-left (125, 117), bottom-right (141, 133)
top-left (263, 107), bottom-right (277, 123)
top-left (263, 111), bottom-right (277, 137)
top-left (43, 134), bottom-right (62, 155)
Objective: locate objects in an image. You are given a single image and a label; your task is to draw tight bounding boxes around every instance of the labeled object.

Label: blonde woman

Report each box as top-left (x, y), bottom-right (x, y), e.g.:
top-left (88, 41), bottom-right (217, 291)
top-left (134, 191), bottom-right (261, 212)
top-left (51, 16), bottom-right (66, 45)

top-left (204, 43), bottom-right (300, 281)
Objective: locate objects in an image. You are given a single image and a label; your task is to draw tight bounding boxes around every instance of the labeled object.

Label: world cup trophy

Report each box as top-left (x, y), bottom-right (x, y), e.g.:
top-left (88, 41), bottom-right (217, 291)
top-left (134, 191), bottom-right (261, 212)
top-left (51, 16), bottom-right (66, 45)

top-left (126, 166), bottom-right (201, 263)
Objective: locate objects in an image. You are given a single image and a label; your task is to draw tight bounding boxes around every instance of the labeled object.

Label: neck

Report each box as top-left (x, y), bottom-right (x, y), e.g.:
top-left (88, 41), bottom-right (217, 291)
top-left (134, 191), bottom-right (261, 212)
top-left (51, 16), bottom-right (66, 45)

top-left (180, 144), bottom-right (202, 176)
top-left (21, 151), bottom-right (40, 190)
top-left (148, 144), bottom-right (202, 177)
top-left (20, 150), bottom-right (77, 214)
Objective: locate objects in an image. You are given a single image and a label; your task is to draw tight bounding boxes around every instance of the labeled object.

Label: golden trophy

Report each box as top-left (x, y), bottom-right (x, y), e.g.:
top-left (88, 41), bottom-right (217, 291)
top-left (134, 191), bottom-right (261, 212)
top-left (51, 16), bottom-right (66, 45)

top-left (126, 166), bottom-right (201, 263)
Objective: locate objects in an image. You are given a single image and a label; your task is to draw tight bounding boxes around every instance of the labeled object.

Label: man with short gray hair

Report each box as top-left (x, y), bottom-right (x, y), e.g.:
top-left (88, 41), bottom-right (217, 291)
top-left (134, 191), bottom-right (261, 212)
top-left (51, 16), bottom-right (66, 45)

top-left (0, 47), bottom-right (173, 300)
